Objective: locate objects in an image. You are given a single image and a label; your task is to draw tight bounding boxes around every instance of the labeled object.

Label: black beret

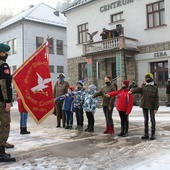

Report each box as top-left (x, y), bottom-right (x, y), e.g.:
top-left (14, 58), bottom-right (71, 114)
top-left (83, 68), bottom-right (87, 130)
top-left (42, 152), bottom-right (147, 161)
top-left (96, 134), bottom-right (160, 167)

top-left (0, 43), bottom-right (10, 52)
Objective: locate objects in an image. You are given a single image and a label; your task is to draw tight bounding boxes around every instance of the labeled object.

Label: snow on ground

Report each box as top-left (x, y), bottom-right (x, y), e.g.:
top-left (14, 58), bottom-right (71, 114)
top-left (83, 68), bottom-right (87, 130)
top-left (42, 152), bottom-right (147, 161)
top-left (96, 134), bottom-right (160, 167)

top-left (0, 102), bottom-right (169, 170)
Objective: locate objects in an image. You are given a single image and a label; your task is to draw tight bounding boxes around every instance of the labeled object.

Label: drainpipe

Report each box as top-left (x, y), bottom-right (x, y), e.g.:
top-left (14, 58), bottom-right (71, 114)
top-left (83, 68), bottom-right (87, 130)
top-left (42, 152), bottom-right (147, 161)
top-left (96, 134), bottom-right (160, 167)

top-left (20, 21), bottom-right (24, 63)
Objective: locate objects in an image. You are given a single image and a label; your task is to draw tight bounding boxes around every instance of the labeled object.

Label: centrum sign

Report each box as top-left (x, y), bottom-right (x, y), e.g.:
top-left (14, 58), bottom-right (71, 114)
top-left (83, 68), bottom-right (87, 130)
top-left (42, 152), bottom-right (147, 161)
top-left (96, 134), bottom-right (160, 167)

top-left (100, 0), bottom-right (134, 12)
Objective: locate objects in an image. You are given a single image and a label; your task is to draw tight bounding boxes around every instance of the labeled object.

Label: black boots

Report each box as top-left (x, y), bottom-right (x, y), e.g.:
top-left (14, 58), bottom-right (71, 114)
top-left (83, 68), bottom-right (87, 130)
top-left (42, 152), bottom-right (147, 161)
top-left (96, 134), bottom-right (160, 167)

top-left (141, 130), bottom-right (155, 140)
top-left (141, 129), bottom-right (149, 139)
top-left (0, 146), bottom-right (16, 162)
top-left (20, 127), bottom-right (31, 135)
top-left (85, 124), bottom-right (94, 132)
top-left (118, 126), bottom-right (128, 137)
top-left (150, 130), bottom-right (155, 140)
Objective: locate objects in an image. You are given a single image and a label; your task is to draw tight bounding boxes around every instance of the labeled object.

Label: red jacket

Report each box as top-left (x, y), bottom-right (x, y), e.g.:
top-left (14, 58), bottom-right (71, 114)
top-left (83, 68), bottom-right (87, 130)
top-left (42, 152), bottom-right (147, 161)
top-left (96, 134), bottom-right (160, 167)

top-left (17, 94), bottom-right (27, 113)
top-left (108, 89), bottom-right (133, 114)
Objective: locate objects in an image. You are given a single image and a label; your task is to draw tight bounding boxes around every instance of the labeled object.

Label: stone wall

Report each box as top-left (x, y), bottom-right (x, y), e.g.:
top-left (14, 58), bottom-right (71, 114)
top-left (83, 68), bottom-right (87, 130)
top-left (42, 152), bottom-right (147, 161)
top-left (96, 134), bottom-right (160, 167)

top-left (67, 57), bottom-right (86, 86)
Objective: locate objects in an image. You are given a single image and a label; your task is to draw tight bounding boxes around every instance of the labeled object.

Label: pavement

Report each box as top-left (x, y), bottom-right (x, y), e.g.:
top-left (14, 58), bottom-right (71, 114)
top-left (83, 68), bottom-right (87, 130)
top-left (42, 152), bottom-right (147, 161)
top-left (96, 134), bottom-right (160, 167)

top-left (1, 106), bottom-right (170, 170)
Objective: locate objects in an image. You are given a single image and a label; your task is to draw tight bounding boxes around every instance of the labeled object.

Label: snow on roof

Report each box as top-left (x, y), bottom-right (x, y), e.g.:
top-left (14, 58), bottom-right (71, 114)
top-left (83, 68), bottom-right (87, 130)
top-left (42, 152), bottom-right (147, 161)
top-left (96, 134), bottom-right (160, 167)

top-left (63, 0), bottom-right (96, 13)
top-left (0, 3), bottom-right (66, 29)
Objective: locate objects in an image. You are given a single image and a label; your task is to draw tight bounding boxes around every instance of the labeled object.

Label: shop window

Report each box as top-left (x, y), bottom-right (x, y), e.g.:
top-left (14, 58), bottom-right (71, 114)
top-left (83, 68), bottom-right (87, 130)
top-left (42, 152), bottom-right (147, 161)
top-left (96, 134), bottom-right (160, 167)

top-left (36, 37), bottom-right (44, 49)
top-left (111, 12), bottom-right (123, 23)
top-left (78, 62), bottom-right (87, 81)
top-left (56, 40), bottom-right (63, 55)
top-left (150, 61), bottom-right (168, 86)
top-left (78, 23), bottom-right (89, 44)
top-left (147, 0), bottom-right (165, 28)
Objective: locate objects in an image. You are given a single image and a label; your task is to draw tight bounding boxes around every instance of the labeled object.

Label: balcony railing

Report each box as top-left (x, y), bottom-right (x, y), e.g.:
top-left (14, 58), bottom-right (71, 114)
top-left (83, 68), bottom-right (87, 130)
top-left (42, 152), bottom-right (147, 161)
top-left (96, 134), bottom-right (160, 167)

top-left (83, 35), bottom-right (138, 55)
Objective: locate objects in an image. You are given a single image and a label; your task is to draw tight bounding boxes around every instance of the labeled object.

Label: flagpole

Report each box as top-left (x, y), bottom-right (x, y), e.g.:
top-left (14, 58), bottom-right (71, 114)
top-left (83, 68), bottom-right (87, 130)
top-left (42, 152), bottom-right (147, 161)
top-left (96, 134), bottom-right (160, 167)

top-left (46, 36), bottom-right (53, 64)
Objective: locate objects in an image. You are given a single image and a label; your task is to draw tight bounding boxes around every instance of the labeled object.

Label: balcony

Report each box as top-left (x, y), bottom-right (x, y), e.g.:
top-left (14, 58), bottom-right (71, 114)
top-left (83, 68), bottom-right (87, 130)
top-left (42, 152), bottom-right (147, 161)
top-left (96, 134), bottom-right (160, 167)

top-left (83, 35), bottom-right (139, 56)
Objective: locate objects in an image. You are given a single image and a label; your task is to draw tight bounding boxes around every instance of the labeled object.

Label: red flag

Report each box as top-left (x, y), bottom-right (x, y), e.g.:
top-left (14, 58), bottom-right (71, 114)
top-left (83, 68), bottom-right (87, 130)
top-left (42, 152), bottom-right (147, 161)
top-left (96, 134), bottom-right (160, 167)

top-left (12, 43), bottom-right (54, 124)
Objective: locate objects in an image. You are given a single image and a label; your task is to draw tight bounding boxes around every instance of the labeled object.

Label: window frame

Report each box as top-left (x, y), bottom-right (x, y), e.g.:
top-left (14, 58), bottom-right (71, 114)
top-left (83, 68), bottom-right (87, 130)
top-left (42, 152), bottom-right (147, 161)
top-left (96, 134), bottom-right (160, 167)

top-left (78, 62), bottom-right (87, 81)
top-left (146, 0), bottom-right (165, 28)
top-left (49, 65), bottom-right (55, 73)
top-left (110, 12), bottom-right (123, 23)
top-left (56, 40), bottom-right (64, 55)
top-left (36, 37), bottom-right (44, 49)
top-left (78, 23), bottom-right (89, 44)
top-left (150, 60), bottom-right (168, 86)
top-left (57, 65), bottom-right (64, 73)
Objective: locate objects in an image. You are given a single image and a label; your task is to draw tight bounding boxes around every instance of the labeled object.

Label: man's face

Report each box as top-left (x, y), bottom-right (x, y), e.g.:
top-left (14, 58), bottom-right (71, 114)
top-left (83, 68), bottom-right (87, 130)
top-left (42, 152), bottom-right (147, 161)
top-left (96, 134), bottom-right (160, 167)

top-left (0, 52), bottom-right (6, 57)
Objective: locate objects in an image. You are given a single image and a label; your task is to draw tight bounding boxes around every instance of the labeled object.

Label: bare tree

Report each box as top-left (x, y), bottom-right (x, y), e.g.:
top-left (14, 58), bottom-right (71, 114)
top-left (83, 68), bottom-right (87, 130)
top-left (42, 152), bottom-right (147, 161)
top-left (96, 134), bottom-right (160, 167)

top-left (56, 0), bottom-right (77, 12)
top-left (0, 13), bottom-right (13, 24)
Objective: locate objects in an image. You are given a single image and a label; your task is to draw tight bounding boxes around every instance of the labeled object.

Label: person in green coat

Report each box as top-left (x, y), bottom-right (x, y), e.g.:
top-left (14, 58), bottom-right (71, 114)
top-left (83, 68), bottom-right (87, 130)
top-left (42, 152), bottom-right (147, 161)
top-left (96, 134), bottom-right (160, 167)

top-left (92, 75), bottom-right (116, 134)
top-left (129, 73), bottom-right (159, 140)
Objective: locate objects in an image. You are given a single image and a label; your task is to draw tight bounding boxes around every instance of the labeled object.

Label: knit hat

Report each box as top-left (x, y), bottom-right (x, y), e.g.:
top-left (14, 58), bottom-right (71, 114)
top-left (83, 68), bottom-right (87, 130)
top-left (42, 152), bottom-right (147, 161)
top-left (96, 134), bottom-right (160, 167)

top-left (88, 84), bottom-right (96, 91)
top-left (0, 43), bottom-right (10, 52)
top-left (122, 80), bottom-right (129, 88)
top-left (69, 86), bottom-right (75, 91)
top-left (145, 73), bottom-right (153, 80)
top-left (76, 80), bottom-right (84, 87)
top-left (58, 73), bottom-right (65, 78)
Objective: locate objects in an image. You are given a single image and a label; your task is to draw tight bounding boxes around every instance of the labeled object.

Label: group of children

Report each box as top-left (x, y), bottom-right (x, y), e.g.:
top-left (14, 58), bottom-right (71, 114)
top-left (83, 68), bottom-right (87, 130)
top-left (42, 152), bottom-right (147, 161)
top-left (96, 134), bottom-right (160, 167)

top-left (55, 72), bottom-right (159, 140)
top-left (56, 80), bottom-right (98, 132)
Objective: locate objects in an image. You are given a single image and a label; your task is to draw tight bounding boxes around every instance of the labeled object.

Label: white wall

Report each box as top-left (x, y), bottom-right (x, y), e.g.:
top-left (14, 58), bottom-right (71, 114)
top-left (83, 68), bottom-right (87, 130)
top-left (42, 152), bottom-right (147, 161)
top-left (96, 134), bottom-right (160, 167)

top-left (66, 0), bottom-right (170, 58)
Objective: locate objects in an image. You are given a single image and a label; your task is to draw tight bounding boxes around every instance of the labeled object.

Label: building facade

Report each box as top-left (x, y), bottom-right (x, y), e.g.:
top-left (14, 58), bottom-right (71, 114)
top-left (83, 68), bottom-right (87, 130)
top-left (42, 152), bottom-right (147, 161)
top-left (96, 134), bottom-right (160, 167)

top-left (64, 0), bottom-right (169, 104)
top-left (0, 3), bottom-right (67, 86)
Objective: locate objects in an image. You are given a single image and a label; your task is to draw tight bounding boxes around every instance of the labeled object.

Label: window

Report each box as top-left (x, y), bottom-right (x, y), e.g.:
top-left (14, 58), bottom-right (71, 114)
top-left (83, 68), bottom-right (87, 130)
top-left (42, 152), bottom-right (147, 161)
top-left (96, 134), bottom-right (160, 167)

top-left (147, 1), bottom-right (165, 28)
top-left (49, 65), bottom-right (54, 73)
top-left (12, 65), bottom-right (17, 72)
top-left (150, 61), bottom-right (168, 86)
top-left (78, 63), bottom-right (87, 80)
top-left (56, 40), bottom-right (63, 55)
top-left (6, 40), bottom-right (12, 55)
top-left (111, 12), bottom-right (123, 23)
top-left (78, 23), bottom-right (88, 44)
top-left (12, 39), bottom-right (17, 54)
top-left (48, 39), bottom-right (54, 54)
top-left (36, 37), bottom-right (43, 49)
top-left (57, 66), bottom-right (64, 73)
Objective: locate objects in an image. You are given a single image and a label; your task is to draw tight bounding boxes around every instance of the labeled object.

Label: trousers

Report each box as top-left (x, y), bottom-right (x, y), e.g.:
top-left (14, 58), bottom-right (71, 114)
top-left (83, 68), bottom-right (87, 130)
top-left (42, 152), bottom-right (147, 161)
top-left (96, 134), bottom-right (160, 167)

top-left (103, 106), bottom-right (114, 125)
top-left (0, 102), bottom-right (10, 146)
top-left (20, 112), bottom-right (28, 127)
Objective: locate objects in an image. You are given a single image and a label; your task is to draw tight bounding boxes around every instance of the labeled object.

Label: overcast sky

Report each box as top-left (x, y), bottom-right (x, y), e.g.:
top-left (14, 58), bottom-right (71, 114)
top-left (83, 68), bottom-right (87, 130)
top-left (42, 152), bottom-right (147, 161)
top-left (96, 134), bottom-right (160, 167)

top-left (1, 0), bottom-right (61, 15)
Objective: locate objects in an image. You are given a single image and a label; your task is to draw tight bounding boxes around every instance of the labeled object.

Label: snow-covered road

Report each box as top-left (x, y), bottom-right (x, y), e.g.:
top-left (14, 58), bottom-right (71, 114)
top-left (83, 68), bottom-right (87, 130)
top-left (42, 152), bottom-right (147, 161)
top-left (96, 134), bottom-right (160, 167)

top-left (0, 104), bottom-right (170, 170)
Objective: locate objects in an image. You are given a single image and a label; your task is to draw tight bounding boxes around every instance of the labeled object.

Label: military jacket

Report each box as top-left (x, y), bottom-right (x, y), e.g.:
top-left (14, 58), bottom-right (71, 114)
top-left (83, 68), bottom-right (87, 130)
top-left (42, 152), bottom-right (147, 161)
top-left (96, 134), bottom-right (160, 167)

top-left (54, 81), bottom-right (69, 98)
top-left (132, 84), bottom-right (159, 110)
top-left (93, 84), bottom-right (115, 107)
top-left (0, 59), bottom-right (12, 103)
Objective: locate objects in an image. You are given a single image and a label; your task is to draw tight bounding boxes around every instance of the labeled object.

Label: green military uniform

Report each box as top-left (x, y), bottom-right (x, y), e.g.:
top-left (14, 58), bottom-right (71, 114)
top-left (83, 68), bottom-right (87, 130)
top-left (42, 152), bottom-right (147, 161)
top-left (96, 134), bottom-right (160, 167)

top-left (131, 73), bottom-right (159, 140)
top-left (0, 43), bottom-right (16, 162)
top-left (54, 74), bottom-right (69, 127)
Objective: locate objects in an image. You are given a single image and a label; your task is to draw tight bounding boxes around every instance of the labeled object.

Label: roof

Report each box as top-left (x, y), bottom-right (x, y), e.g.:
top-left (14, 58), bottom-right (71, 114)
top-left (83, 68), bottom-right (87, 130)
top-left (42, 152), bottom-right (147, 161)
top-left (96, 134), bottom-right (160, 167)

top-left (63, 0), bottom-right (96, 13)
top-left (0, 3), bottom-right (66, 30)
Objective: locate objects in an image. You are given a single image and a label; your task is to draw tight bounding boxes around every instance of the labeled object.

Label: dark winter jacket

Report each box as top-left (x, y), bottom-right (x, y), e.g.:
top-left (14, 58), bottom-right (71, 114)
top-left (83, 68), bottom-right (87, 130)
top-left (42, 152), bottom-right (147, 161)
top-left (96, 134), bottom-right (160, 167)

top-left (108, 89), bottom-right (133, 115)
top-left (93, 84), bottom-right (115, 107)
top-left (166, 82), bottom-right (170, 94)
top-left (56, 93), bottom-right (74, 112)
top-left (131, 82), bottom-right (159, 110)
